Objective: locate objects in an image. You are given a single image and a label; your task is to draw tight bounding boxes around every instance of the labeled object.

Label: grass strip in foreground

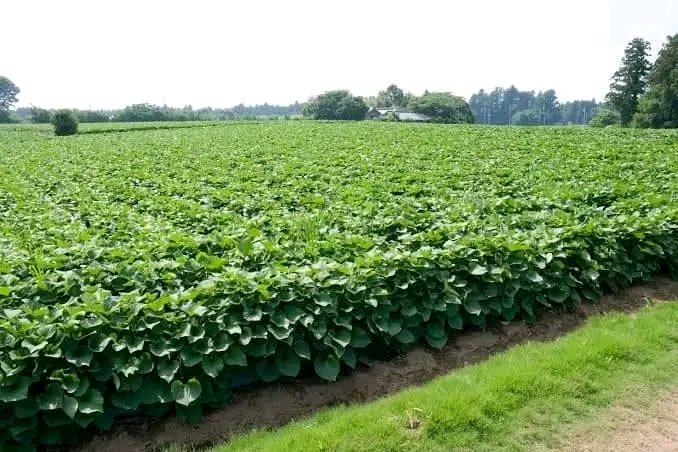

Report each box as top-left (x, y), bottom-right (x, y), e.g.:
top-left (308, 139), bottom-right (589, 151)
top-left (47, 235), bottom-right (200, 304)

top-left (213, 301), bottom-right (678, 451)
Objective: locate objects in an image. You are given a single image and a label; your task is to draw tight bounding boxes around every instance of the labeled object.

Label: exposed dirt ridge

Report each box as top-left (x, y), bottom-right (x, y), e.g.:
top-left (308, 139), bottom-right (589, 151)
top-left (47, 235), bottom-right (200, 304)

top-left (81, 277), bottom-right (678, 452)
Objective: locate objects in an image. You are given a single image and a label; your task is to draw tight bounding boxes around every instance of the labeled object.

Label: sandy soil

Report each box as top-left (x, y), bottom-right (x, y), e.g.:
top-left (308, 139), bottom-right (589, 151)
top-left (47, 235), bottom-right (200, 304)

top-left (80, 277), bottom-right (678, 452)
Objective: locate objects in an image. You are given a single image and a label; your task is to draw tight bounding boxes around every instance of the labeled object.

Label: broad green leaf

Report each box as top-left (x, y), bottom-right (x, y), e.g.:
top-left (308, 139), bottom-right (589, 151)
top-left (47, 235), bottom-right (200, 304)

top-left (62, 395), bottom-right (78, 419)
top-left (0, 376), bottom-right (32, 402)
top-left (314, 355), bottom-right (340, 381)
top-left (526, 271), bottom-right (544, 283)
top-left (37, 383), bottom-right (64, 410)
top-left (426, 319), bottom-right (446, 339)
top-left (171, 378), bottom-right (202, 406)
top-left (223, 346), bottom-right (248, 366)
top-left (309, 319), bottom-right (328, 339)
top-left (469, 263), bottom-right (488, 276)
top-left (328, 328), bottom-right (352, 348)
top-left (255, 360), bottom-right (280, 382)
top-left (463, 300), bottom-right (482, 315)
top-left (78, 389), bottom-right (104, 414)
top-left (283, 305), bottom-right (305, 323)
top-left (157, 358), bottom-right (180, 383)
top-left (201, 354), bottom-right (225, 378)
top-left (293, 337), bottom-right (311, 360)
top-left (448, 313), bottom-right (463, 330)
top-left (395, 327), bottom-right (417, 344)
top-left (425, 331), bottom-right (448, 349)
top-left (350, 326), bottom-right (371, 348)
top-left (275, 348), bottom-right (301, 377)
top-left (180, 347), bottom-right (203, 367)
top-left (342, 347), bottom-right (357, 369)
top-left (237, 238), bottom-right (254, 256)
top-left (65, 346), bottom-right (93, 366)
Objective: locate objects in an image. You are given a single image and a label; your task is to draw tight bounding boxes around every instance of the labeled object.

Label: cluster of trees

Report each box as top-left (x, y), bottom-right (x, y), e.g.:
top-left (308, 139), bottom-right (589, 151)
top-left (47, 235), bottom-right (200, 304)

top-left (408, 92), bottom-right (474, 123)
top-left (595, 34), bottom-right (677, 128)
top-left (303, 85), bottom-right (474, 124)
top-left (606, 34), bottom-right (677, 128)
top-left (19, 107), bottom-right (111, 124)
top-left (468, 87), bottom-right (566, 125)
top-left (5, 100), bottom-right (305, 124)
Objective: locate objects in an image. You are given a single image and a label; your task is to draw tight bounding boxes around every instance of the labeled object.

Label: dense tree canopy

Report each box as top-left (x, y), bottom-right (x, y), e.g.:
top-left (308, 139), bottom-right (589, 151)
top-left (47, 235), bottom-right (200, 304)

top-left (633, 34), bottom-right (678, 128)
top-left (29, 107), bottom-right (52, 123)
top-left (375, 84), bottom-right (407, 108)
top-left (407, 92), bottom-right (474, 124)
top-left (303, 90), bottom-right (368, 120)
top-left (589, 108), bottom-right (621, 127)
top-left (0, 76), bottom-right (20, 123)
top-left (560, 99), bottom-right (597, 125)
top-left (511, 108), bottom-right (540, 125)
top-left (606, 38), bottom-right (652, 126)
top-left (469, 86), bottom-right (563, 125)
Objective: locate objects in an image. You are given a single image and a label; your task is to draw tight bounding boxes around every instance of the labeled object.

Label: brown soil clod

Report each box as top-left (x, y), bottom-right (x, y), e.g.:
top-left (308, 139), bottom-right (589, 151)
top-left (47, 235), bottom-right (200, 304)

top-left (80, 277), bottom-right (678, 452)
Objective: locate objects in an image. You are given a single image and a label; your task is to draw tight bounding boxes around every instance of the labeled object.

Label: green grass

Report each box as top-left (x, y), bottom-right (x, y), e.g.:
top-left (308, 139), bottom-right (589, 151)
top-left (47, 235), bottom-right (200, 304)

top-left (213, 301), bottom-right (678, 451)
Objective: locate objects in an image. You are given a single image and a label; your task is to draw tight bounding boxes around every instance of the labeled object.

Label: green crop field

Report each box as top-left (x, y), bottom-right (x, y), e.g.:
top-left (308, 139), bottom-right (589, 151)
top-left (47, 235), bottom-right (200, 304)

top-left (0, 122), bottom-right (677, 447)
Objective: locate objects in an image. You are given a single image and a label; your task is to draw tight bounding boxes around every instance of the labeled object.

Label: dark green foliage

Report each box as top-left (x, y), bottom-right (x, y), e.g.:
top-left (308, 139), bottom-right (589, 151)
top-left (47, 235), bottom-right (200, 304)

top-left (74, 110), bottom-right (110, 123)
top-left (30, 107), bottom-right (52, 124)
top-left (408, 92), bottom-right (474, 124)
top-left (303, 91), bottom-right (368, 120)
top-left (0, 76), bottom-right (20, 124)
top-left (606, 38), bottom-right (652, 126)
top-left (560, 99), bottom-right (598, 125)
top-left (51, 110), bottom-right (79, 136)
top-left (589, 108), bottom-right (621, 127)
top-left (633, 34), bottom-right (678, 128)
top-left (470, 87), bottom-right (563, 125)
top-left (0, 123), bottom-right (676, 447)
top-left (116, 103), bottom-right (172, 122)
top-left (376, 84), bottom-right (407, 108)
top-left (511, 108), bottom-right (540, 125)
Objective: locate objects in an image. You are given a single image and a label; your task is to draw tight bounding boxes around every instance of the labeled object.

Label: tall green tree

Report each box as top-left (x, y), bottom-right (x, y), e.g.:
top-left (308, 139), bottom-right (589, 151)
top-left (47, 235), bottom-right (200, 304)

top-left (376, 84), bottom-right (406, 108)
top-left (535, 89), bottom-right (561, 124)
top-left (0, 76), bottom-right (20, 123)
top-left (633, 34), bottom-right (678, 128)
top-left (606, 38), bottom-right (651, 126)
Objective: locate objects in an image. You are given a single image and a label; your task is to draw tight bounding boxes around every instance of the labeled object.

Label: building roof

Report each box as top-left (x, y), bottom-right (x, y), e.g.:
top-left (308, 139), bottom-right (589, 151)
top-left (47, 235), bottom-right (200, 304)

top-left (366, 108), bottom-right (432, 122)
top-left (397, 112), bottom-right (431, 121)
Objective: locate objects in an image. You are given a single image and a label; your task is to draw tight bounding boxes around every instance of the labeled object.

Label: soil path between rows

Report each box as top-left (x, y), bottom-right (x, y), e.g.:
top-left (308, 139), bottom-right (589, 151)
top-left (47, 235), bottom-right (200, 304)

top-left (557, 391), bottom-right (678, 452)
top-left (82, 277), bottom-right (678, 452)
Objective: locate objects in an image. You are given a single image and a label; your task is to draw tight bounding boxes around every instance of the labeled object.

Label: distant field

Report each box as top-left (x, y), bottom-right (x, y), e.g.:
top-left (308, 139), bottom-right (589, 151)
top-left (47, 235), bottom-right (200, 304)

top-left (0, 122), bottom-right (676, 447)
top-left (0, 120), bottom-right (223, 135)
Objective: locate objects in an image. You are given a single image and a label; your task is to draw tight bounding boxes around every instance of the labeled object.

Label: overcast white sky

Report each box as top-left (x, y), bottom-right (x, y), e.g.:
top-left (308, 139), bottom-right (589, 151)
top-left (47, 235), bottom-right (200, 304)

top-left (4, 0), bottom-right (676, 109)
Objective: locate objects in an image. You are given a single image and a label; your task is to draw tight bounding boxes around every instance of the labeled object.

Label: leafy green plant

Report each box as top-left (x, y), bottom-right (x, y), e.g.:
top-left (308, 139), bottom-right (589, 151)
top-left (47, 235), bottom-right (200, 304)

top-left (0, 122), bottom-right (676, 447)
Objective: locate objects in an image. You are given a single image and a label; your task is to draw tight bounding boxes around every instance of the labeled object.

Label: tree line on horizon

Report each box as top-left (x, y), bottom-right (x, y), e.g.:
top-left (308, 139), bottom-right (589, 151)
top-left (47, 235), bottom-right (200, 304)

top-left (4, 102), bottom-right (305, 124)
top-left (0, 33), bottom-right (675, 128)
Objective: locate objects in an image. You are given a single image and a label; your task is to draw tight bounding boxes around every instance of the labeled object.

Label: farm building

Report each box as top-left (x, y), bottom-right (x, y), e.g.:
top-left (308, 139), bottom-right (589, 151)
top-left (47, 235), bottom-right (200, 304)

top-left (365, 107), bottom-right (431, 122)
